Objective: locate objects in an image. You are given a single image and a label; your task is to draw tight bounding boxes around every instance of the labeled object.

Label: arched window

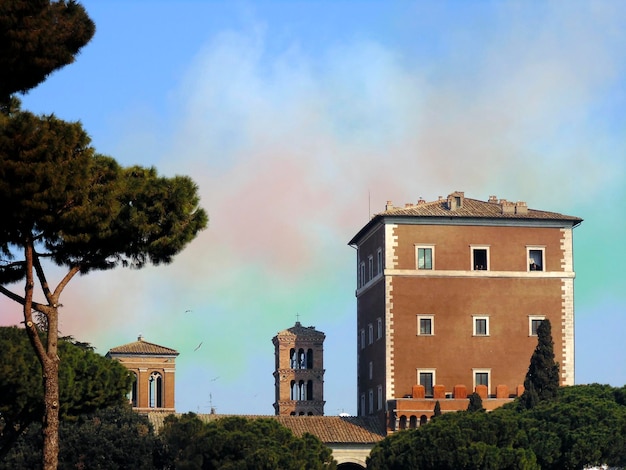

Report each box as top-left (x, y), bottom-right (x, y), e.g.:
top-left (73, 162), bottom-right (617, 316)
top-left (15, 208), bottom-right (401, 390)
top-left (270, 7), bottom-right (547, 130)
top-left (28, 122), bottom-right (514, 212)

top-left (290, 380), bottom-right (298, 400)
top-left (307, 380), bottom-right (313, 401)
top-left (290, 348), bottom-right (297, 369)
top-left (290, 411), bottom-right (296, 416)
top-left (149, 372), bottom-right (163, 408)
top-left (307, 411), bottom-right (313, 416)
top-left (128, 372), bottom-right (138, 407)
top-left (306, 348), bottom-right (313, 369)
top-left (420, 415), bottom-right (428, 426)
top-left (299, 380), bottom-right (306, 400)
top-left (298, 349), bottom-right (306, 369)
top-left (409, 415), bottom-right (417, 429)
top-left (399, 415), bottom-right (407, 430)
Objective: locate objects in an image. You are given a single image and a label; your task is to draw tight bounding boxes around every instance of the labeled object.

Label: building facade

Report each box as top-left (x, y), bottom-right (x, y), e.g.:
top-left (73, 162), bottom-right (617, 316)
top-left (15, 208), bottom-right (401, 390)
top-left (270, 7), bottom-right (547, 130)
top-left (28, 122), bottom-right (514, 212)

top-left (107, 335), bottom-right (178, 412)
top-left (273, 321), bottom-right (326, 415)
top-left (348, 191), bottom-right (582, 429)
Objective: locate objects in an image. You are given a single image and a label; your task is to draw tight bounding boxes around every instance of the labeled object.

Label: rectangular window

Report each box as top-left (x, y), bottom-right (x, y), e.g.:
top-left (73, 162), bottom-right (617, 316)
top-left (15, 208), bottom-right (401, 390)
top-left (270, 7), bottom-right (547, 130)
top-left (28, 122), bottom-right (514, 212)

top-left (472, 246), bottom-right (489, 271)
top-left (377, 248), bottom-right (383, 275)
top-left (416, 246), bottom-right (434, 270)
top-left (368, 255), bottom-right (374, 281)
top-left (360, 329), bottom-right (365, 349)
top-left (417, 315), bottom-right (434, 335)
top-left (473, 316), bottom-right (489, 336)
top-left (368, 323), bottom-right (374, 344)
top-left (360, 394), bottom-right (366, 416)
top-left (368, 361), bottom-right (373, 380)
top-left (368, 389), bottom-right (374, 414)
top-left (528, 247), bottom-right (545, 271)
top-left (418, 370), bottom-right (435, 397)
top-left (377, 317), bottom-right (383, 340)
top-left (529, 316), bottom-right (545, 336)
top-left (473, 369), bottom-right (491, 395)
top-left (377, 385), bottom-right (383, 411)
top-left (359, 261), bottom-right (365, 287)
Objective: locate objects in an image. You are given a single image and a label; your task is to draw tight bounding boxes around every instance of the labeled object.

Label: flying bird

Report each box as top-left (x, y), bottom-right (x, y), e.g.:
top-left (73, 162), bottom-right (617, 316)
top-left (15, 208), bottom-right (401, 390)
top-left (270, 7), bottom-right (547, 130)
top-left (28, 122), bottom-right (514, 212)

top-left (194, 342), bottom-right (203, 351)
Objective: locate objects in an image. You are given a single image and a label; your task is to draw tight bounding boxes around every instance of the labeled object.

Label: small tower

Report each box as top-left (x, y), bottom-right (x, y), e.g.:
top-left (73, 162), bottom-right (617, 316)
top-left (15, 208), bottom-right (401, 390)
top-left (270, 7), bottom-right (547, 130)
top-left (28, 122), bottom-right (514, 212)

top-left (106, 335), bottom-right (179, 412)
top-left (273, 321), bottom-right (325, 415)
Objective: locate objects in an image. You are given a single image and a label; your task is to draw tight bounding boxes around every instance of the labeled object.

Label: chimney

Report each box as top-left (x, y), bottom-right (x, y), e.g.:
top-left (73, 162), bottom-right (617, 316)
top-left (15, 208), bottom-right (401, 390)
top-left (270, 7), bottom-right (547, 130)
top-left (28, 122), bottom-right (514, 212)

top-left (385, 201), bottom-right (394, 211)
top-left (488, 195), bottom-right (498, 203)
top-left (417, 197), bottom-right (426, 205)
top-left (138, 334), bottom-right (143, 341)
top-left (515, 201), bottom-right (528, 214)
top-left (405, 203), bottom-right (413, 208)
top-left (501, 199), bottom-right (515, 214)
top-left (447, 191), bottom-right (464, 211)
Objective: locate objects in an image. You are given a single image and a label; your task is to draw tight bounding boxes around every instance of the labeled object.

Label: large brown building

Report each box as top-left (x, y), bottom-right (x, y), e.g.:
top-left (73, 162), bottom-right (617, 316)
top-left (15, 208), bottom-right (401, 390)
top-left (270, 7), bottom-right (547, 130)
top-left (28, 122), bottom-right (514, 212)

top-left (107, 335), bottom-right (178, 413)
top-left (348, 191), bottom-right (582, 429)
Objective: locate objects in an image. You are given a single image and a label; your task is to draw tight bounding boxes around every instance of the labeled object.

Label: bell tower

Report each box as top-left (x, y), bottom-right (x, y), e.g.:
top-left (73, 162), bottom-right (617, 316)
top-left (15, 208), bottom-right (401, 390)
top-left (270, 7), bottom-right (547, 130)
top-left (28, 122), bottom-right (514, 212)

top-left (273, 321), bottom-right (325, 415)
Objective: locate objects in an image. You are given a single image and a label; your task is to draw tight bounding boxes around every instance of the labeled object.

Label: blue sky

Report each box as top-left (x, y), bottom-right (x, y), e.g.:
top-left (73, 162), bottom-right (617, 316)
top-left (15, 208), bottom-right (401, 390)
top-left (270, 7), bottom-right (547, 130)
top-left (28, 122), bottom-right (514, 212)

top-left (1, 0), bottom-right (625, 415)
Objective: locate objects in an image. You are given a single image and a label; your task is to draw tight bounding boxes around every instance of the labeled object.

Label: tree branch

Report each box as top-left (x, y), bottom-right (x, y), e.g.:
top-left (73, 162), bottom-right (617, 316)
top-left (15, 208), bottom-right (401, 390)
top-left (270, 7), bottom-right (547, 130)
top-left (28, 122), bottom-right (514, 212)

top-left (53, 264), bottom-right (81, 299)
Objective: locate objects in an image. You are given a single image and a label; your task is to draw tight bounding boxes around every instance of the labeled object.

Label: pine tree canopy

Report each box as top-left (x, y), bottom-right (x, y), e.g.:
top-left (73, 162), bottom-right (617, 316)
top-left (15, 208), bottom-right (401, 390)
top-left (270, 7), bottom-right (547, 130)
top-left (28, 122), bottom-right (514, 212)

top-left (520, 319), bottom-right (560, 409)
top-left (0, 0), bottom-right (95, 105)
top-left (0, 108), bottom-right (208, 282)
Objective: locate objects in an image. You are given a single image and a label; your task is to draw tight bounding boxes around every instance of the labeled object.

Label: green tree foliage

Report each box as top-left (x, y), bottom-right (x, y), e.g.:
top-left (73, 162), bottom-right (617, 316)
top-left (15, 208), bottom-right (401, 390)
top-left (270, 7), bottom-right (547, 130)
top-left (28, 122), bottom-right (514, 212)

top-left (520, 319), bottom-right (559, 410)
top-left (0, 327), bottom-right (131, 458)
top-left (367, 385), bottom-right (626, 470)
top-left (0, 107), bottom-right (207, 469)
top-left (157, 414), bottom-right (337, 469)
top-left (467, 392), bottom-right (485, 412)
top-left (433, 400), bottom-right (442, 418)
top-left (0, 406), bottom-right (158, 470)
top-left (0, 0), bottom-right (95, 106)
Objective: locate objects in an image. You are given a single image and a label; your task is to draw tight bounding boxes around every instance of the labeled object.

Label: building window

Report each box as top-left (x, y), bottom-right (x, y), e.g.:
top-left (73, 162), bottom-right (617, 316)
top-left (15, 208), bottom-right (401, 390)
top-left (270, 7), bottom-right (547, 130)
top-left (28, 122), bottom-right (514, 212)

top-left (360, 329), bottom-right (365, 349)
top-left (369, 361), bottom-right (373, 380)
top-left (417, 370), bottom-right (435, 397)
top-left (149, 372), bottom-right (163, 408)
top-left (473, 369), bottom-right (491, 395)
top-left (529, 316), bottom-right (545, 336)
top-left (528, 247), bottom-right (545, 271)
top-left (415, 245), bottom-right (434, 270)
top-left (377, 248), bottom-right (383, 275)
top-left (368, 389), bottom-right (374, 414)
top-left (471, 246), bottom-right (489, 271)
top-left (473, 316), bottom-right (489, 336)
top-left (359, 261), bottom-right (365, 287)
top-left (368, 323), bottom-right (374, 345)
top-left (377, 385), bottom-right (383, 411)
top-left (360, 394), bottom-right (366, 416)
top-left (417, 315), bottom-right (434, 336)
top-left (368, 255), bottom-right (374, 281)
top-left (129, 372), bottom-right (138, 407)
top-left (377, 317), bottom-right (383, 340)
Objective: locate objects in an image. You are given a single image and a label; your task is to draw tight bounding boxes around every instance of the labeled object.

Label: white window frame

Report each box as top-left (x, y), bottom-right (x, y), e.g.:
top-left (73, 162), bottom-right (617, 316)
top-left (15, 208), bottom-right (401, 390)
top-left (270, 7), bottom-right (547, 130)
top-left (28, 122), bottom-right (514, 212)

top-left (376, 317), bottom-right (383, 340)
top-left (473, 368), bottom-right (491, 395)
top-left (473, 315), bottom-right (490, 336)
top-left (527, 246), bottom-right (545, 272)
top-left (368, 255), bottom-right (374, 281)
top-left (377, 248), bottom-right (383, 275)
top-left (368, 361), bottom-right (373, 380)
top-left (377, 385), bottom-right (383, 411)
top-left (470, 245), bottom-right (490, 271)
top-left (417, 315), bottom-right (434, 336)
top-left (529, 315), bottom-right (545, 336)
top-left (417, 369), bottom-right (436, 397)
top-left (415, 244), bottom-right (435, 270)
top-left (360, 329), bottom-right (365, 349)
top-left (368, 323), bottom-right (374, 345)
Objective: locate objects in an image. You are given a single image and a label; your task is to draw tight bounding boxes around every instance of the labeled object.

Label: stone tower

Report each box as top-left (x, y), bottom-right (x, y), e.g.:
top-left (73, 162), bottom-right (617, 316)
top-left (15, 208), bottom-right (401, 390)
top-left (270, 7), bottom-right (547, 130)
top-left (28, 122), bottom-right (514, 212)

top-left (273, 321), bottom-right (325, 415)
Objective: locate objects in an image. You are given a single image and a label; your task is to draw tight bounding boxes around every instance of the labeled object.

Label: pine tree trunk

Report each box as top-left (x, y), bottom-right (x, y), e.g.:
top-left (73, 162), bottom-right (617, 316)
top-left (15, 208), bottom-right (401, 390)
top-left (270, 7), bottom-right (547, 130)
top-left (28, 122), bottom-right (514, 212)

top-left (42, 356), bottom-right (60, 470)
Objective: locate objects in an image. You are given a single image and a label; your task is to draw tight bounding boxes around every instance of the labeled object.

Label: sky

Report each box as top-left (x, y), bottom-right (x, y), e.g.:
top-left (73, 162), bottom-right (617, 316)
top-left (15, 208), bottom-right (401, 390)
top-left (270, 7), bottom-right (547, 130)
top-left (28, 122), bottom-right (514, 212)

top-left (1, 0), bottom-right (625, 416)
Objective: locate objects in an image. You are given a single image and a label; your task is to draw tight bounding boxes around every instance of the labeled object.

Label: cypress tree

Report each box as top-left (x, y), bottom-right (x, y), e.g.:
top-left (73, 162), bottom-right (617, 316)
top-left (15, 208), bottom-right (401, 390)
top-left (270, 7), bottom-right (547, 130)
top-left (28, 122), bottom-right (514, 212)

top-left (520, 319), bottom-right (560, 409)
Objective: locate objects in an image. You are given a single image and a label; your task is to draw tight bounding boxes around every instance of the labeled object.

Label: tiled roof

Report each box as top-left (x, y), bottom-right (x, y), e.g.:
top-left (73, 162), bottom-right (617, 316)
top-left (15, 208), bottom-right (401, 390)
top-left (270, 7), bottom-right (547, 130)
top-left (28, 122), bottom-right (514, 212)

top-left (107, 337), bottom-right (178, 356)
top-left (146, 413), bottom-right (386, 444)
top-left (349, 192), bottom-right (582, 245)
top-left (276, 321), bottom-right (325, 338)
top-left (380, 196), bottom-right (581, 221)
